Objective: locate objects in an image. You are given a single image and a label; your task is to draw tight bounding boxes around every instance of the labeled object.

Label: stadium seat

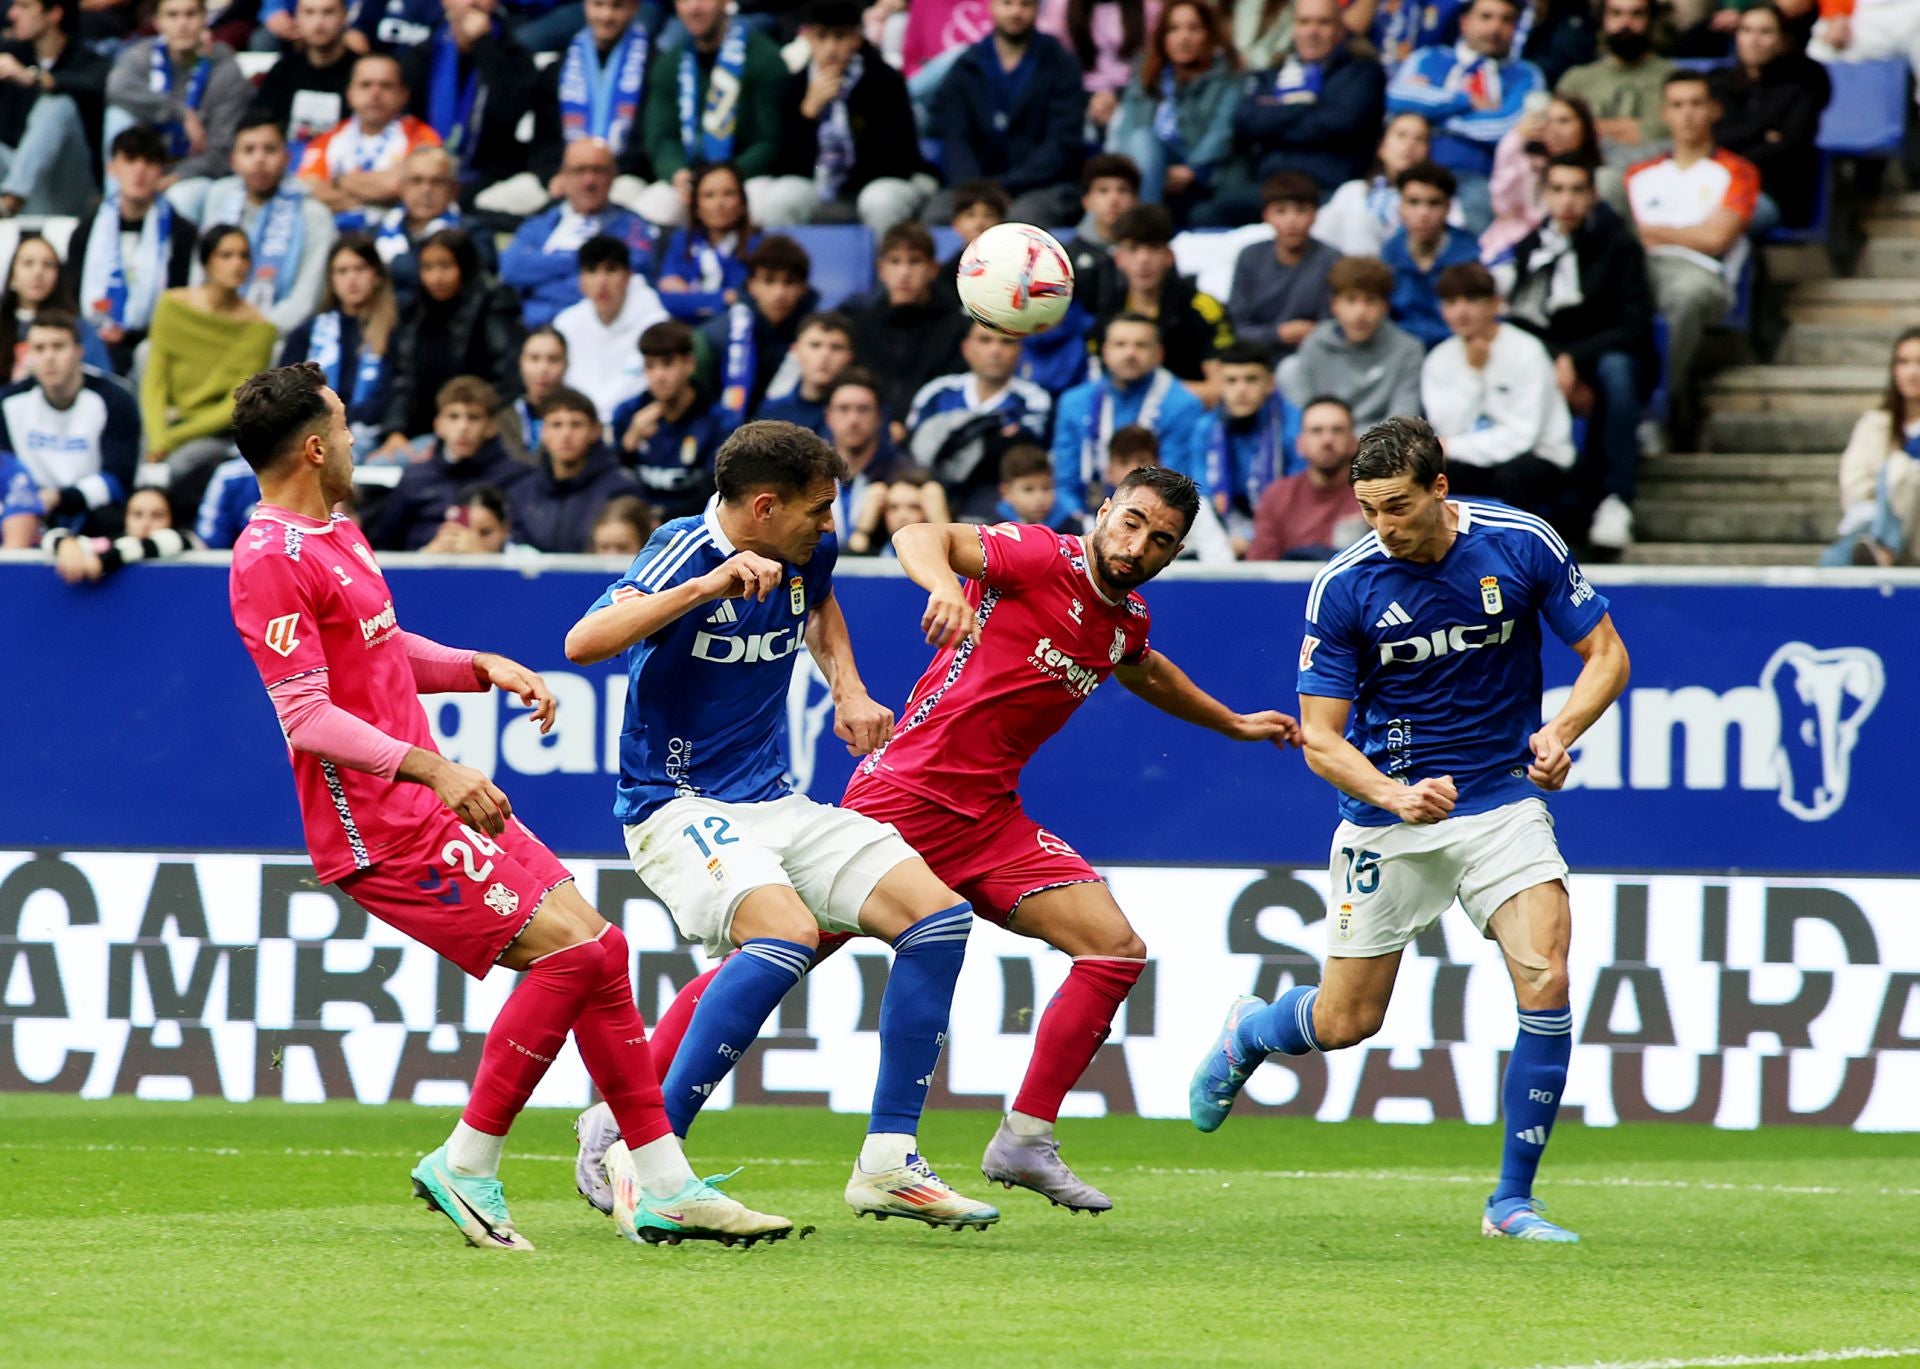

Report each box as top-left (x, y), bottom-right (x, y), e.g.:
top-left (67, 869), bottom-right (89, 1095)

top-left (931, 226), bottom-right (962, 262)
top-left (1815, 57), bottom-right (1907, 158)
top-left (783, 224), bottom-right (875, 309)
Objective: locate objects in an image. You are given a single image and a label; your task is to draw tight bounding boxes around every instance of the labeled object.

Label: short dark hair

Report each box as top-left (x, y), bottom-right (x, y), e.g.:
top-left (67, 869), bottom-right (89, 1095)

top-left (1216, 339), bottom-right (1276, 370)
top-left (827, 364), bottom-right (882, 406)
top-left (877, 221), bottom-right (936, 263)
top-left (1467, 0), bottom-right (1522, 15)
top-left (1102, 311), bottom-right (1162, 347)
top-left (234, 110), bottom-right (286, 143)
top-left (1327, 255), bottom-right (1395, 300)
top-left (1081, 152), bottom-right (1142, 196)
top-left (539, 386), bottom-right (599, 423)
top-left (195, 223), bottom-right (248, 268)
top-left (1543, 153), bottom-right (1596, 187)
top-left (1109, 424), bottom-right (1159, 464)
top-left (464, 483), bottom-right (510, 528)
top-left (804, 0), bottom-right (862, 28)
top-left (948, 180), bottom-right (1011, 223)
top-left (1114, 465), bottom-right (1200, 535)
top-left (577, 233), bottom-right (633, 274)
top-left (1261, 171), bottom-right (1320, 210)
top-left (1000, 443), bottom-right (1052, 483)
top-left (1350, 415), bottom-right (1445, 487)
top-left (27, 308), bottom-right (82, 342)
top-left (1301, 393), bottom-right (1354, 421)
top-left (526, 323), bottom-right (568, 355)
top-left (232, 362), bottom-right (332, 475)
top-left (1396, 160), bottom-right (1456, 199)
top-left (352, 51), bottom-right (405, 85)
top-left (1436, 261), bottom-right (1497, 302)
top-left (638, 319), bottom-right (694, 358)
top-left (108, 125), bottom-right (169, 166)
top-left (1111, 204), bottom-right (1175, 249)
top-left (743, 234), bottom-right (810, 283)
top-left (1664, 67), bottom-right (1714, 94)
top-left (714, 420), bottom-right (851, 501)
top-left (797, 309), bottom-right (856, 343)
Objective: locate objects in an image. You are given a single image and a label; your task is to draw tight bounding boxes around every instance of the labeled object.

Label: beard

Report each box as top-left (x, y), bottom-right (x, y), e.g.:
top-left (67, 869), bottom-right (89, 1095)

top-left (1089, 530), bottom-right (1152, 590)
top-left (1605, 28), bottom-right (1651, 60)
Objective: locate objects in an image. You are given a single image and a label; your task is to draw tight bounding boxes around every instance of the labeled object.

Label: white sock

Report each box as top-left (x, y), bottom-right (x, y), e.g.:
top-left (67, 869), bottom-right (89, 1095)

top-left (446, 1121), bottom-right (505, 1178)
top-left (631, 1135), bottom-right (697, 1200)
top-left (1007, 1110), bottom-right (1053, 1139)
top-left (859, 1131), bottom-right (915, 1171)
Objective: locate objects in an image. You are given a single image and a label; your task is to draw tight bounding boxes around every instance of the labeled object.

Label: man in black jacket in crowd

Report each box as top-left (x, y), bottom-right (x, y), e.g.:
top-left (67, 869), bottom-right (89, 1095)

top-left (0, 0), bottom-right (109, 215)
top-left (1504, 155), bottom-right (1656, 552)
top-left (770, 0), bottom-right (929, 233)
top-left (926, 0), bottom-right (1087, 227)
top-left (1195, 0), bottom-right (1383, 225)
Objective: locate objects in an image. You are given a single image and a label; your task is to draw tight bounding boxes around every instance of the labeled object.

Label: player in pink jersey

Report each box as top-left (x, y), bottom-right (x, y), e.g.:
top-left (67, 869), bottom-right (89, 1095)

top-left (227, 363), bottom-right (796, 1252)
top-left (582, 467), bottom-right (1299, 1213)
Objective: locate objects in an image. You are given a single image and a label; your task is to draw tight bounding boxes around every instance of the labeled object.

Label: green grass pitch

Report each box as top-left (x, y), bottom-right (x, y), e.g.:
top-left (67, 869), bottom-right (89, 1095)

top-left (4, 1097), bottom-right (1919, 1368)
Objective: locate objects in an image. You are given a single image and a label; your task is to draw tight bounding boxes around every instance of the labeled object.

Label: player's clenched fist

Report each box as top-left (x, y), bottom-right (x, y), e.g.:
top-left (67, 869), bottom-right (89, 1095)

top-left (1227, 710), bottom-right (1303, 747)
top-left (697, 550), bottom-right (784, 602)
top-left (834, 692), bottom-right (895, 756)
top-left (1391, 775), bottom-right (1456, 825)
top-left (1527, 727), bottom-right (1572, 791)
top-left (920, 586), bottom-right (977, 648)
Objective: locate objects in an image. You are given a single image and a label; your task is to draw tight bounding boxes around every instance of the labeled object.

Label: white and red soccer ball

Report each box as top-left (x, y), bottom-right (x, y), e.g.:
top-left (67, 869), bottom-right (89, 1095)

top-left (955, 222), bottom-right (1075, 338)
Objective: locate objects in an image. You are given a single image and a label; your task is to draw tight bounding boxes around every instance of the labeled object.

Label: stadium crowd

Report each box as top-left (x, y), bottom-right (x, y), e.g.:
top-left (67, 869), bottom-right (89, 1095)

top-left (0, 0), bottom-right (1901, 570)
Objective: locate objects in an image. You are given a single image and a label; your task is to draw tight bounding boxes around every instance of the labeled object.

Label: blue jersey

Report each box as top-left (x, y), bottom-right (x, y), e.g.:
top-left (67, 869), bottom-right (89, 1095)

top-left (590, 501), bottom-right (838, 824)
top-left (1297, 500), bottom-right (1609, 827)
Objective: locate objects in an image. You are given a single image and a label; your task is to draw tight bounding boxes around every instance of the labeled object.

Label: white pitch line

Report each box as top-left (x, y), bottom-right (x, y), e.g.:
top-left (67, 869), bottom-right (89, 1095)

top-left (1522, 1349), bottom-right (1920, 1369)
top-left (4, 1142), bottom-right (1919, 1199)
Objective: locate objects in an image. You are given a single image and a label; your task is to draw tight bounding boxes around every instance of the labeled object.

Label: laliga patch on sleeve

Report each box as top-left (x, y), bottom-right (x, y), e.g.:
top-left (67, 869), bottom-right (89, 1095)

top-left (1299, 635), bottom-right (1321, 672)
top-left (264, 613), bottom-right (301, 658)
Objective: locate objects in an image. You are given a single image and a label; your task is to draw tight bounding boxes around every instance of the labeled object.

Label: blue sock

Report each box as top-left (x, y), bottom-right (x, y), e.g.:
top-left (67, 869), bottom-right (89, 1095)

top-left (869, 903), bottom-right (973, 1135)
top-left (1235, 986), bottom-right (1322, 1057)
top-left (661, 938), bottom-right (810, 1136)
top-left (1493, 1005), bottom-right (1572, 1203)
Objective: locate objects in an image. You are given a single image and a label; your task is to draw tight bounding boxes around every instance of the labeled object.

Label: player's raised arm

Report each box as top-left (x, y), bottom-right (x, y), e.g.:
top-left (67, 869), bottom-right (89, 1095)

top-left (804, 592), bottom-right (895, 756)
top-left (891, 521), bottom-right (988, 648)
top-left (565, 549), bottom-right (785, 665)
top-left (1299, 694), bottom-right (1457, 824)
top-left (1528, 613), bottom-right (1630, 791)
top-left (1114, 649), bottom-right (1301, 747)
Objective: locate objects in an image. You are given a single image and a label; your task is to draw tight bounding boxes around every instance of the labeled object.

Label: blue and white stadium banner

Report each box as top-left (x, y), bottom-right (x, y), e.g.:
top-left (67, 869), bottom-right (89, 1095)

top-left (2, 851), bottom-right (1918, 1129)
top-left (2, 559), bottom-right (1918, 1125)
top-left (1, 559), bottom-right (1914, 872)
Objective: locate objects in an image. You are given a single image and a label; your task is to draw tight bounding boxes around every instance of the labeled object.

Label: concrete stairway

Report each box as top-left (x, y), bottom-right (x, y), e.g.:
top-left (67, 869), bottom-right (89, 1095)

top-left (1626, 210), bottom-right (1915, 567)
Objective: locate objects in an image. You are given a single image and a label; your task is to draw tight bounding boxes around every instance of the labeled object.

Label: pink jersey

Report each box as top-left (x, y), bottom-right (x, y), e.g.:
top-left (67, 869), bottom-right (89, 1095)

top-left (229, 506), bottom-right (441, 883)
top-left (855, 524), bottom-right (1151, 818)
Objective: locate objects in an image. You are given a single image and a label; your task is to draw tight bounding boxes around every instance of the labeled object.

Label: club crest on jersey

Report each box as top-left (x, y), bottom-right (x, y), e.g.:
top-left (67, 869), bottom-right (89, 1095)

top-left (1480, 576), bottom-right (1504, 615)
top-left (264, 613), bottom-right (300, 657)
top-left (483, 882), bottom-right (520, 918)
top-left (789, 576), bottom-right (805, 616)
top-left (352, 543), bottom-right (380, 576)
top-left (1109, 627), bottom-right (1127, 665)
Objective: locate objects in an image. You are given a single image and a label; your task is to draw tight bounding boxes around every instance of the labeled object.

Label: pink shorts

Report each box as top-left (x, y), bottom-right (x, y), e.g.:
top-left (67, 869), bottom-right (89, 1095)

top-left (338, 812), bottom-right (575, 978)
top-left (842, 777), bottom-right (1101, 927)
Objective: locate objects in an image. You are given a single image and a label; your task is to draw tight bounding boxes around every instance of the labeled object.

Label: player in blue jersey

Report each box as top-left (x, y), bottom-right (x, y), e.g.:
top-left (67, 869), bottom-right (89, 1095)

top-left (563, 420), bottom-right (1002, 1231)
top-left (1188, 417), bottom-right (1630, 1243)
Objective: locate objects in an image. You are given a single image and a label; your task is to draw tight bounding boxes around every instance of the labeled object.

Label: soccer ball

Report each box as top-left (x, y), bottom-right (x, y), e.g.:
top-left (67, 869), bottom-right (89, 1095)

top-left (955, 223), bottom-right (1076, 338)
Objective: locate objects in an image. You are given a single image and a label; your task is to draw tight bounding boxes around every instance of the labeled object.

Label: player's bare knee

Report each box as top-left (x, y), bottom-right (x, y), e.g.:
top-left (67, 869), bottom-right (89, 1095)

top-left (1315, 1003), bottom-right (1386, 1051)
top-left (1514, 960), bottom-right (1570, 1011)
top-left (1097, 928), bottom-right (1147, 960)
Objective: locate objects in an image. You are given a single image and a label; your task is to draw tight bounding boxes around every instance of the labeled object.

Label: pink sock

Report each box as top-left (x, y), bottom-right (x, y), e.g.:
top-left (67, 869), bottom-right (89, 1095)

top-left (461, 938), bottom-right (600, 1136)
top-left (1012, 956), bottom-right (1145, 1124)
top-left (571, 926), bottom-right (673, 1148)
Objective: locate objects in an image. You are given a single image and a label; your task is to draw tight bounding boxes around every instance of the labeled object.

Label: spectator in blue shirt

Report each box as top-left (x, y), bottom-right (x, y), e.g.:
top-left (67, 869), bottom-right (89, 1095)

top-left (1386, 0), bottom-right (1543, 232)
top-left (611, 318), bottom-right (722, 518)
top-left (498, 135), bottom-right (654, 326)
top-left (1050, 311), bottom-right (1208, 517)
top-left (1381, 160), bottom-right (1479, 348)
top-left (653, 161), bottom-right (759, 323)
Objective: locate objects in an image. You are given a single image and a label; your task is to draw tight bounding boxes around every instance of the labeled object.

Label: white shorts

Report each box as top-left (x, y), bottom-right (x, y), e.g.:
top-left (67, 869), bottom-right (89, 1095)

top-left (1325, 797), bottom-right (1568, 958)
top-left (623, 792), bottom-right (919, 956)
